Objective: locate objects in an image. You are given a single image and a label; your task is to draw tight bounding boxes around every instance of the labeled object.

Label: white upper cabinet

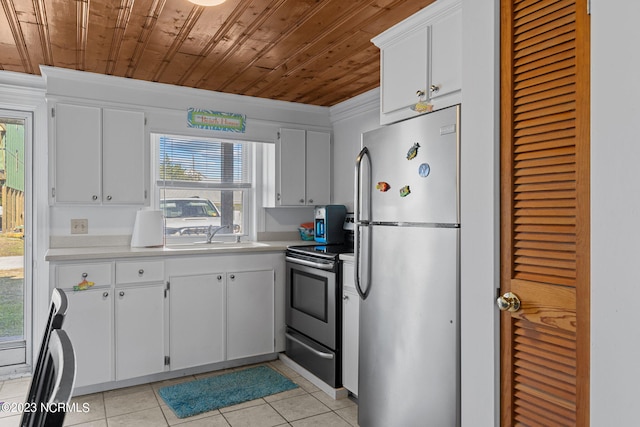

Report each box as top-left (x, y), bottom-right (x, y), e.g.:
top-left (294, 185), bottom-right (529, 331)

top-left (373, 0), bottom-right (462, 125)
top-left (277, 128), bottom-right (307, 206)
top-left (52, 104), bottom-right (102, 204)
top-left (265, 128), bottom-right (331, 207)
top-left (305, 130), bottom-right (331, 206)
top-left (51, 102), bottom-right (147, 205)
top-left (380, 27), bottom-right (430, 116)
top-left (430, 7), bottom-right (462, 101)
top-left (102, 108), bottom-right (147, 204)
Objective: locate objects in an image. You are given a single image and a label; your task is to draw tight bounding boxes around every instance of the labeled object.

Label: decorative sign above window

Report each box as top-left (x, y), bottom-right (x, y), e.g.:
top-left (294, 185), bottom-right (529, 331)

top-left (187, 108), bottom-right (246, 133)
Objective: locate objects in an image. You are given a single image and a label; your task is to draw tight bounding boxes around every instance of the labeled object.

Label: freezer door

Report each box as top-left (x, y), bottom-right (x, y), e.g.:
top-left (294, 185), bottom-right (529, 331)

top-left (362, 105), bottom-right (459, 224)
top-left (358, 225), bottom-right (459, 427)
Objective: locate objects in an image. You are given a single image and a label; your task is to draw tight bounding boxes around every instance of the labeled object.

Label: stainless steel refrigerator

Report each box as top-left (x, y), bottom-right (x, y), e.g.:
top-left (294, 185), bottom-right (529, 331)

top-left (354, 105), bottom-right (460, 427)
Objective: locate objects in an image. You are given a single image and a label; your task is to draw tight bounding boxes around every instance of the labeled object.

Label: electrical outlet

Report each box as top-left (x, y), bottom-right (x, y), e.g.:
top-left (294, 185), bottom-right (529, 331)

top-left (71, 219), bottom-right (88, 234)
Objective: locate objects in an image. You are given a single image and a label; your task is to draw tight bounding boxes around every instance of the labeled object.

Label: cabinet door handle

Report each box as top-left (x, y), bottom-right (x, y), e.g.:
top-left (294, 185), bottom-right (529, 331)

top-left (138, 269), bottom-right (144, 275)
top-left (299, 198), bottom-right (305, 203)
top-left (106, 195), bottom-right (112, 201)
top-left (343, 295), bottom-right (349, 301)
top-left (308, 199), bottom-right (314, 204)
top-left (92, 195), bottom-right (98, 200)
top-left (217, 275), bottom-right (222, 281)
top-left (82, 273), bottom-right (88, 278)
top-left (103, 292), bottom-right (109, 298)
top-left (119, 291), bottom-right (125, 297)
top-left (229, 274), bottom-right (235, 280)
top-left (430, 84), bottom-right (440, 93)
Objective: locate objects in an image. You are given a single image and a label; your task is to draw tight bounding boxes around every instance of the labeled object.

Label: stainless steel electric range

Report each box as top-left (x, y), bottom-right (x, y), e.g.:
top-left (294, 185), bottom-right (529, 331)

top-left (284, 243), bottom-right (353, 388)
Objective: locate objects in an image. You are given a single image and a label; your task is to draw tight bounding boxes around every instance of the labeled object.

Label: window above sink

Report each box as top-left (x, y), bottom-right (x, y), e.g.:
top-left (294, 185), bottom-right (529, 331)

top-left (152, 133), bottom-right (255, 245)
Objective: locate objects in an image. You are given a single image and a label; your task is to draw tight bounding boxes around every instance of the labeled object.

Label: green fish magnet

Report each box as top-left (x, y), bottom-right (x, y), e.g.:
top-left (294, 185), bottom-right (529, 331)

top-left (406, 143), bottom-right (420, 160)
top-left (400, 185), bottom-right (411, 197)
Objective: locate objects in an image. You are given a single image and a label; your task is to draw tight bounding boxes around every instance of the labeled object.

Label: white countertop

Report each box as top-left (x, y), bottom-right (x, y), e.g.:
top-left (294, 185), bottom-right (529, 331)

top-left (339, 253), bottom-right (355, 262)
top-left (45, 240), bottom-right (312, 262)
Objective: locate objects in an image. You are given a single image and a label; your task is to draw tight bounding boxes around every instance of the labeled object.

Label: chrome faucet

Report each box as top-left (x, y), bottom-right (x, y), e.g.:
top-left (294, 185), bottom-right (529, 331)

top-left (206, 225), bottom-right (228, 243)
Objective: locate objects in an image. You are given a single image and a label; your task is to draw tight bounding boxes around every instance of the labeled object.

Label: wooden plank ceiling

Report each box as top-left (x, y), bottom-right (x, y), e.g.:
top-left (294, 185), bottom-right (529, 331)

top-left (0, 0), bottom-right (436, 106)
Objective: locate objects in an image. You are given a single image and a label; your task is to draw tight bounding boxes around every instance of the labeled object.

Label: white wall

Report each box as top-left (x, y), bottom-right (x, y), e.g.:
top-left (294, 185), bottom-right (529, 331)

top-left (460, 0), bottom-right (500, 425)
top-left (329, 88), bottom-right (381, 210)
top-left (590, 1), bottom-right (640, 424)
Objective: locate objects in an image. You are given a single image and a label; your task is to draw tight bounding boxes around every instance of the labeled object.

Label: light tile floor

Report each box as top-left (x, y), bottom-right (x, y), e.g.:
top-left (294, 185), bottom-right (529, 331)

top-left (0, 360), bottom-right (359, 427)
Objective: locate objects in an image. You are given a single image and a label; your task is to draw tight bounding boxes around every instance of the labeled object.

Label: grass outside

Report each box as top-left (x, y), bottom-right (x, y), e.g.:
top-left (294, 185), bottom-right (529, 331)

top-left (0, 234), bottom-right (24, 341)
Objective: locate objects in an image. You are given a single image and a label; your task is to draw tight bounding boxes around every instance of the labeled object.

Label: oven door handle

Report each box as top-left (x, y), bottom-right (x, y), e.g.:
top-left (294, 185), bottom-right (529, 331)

top-left (285, 332), bottom-right (334, 360)
top-left (285, 256), bottom-right (335, 271)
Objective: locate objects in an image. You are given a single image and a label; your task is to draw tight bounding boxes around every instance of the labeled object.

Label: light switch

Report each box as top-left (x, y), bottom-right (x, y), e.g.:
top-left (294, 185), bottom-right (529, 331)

top-left (71, 219), bottom-right (88, 234)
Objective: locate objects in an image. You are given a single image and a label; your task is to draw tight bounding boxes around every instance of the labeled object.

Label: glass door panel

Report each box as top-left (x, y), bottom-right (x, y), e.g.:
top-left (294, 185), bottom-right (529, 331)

top-left (0, 114), bottom-right (27, 370)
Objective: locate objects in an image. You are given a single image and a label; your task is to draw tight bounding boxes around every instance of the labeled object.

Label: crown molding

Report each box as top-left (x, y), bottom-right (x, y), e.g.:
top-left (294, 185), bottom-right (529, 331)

top-left (329, 88), bottom-right (379, 123)
top-left (0, 70), bottom-right (45, 91)
top-left (372, 0), bottom-right (461, 48)
top-left (40, 66), bottom-right (330, 127)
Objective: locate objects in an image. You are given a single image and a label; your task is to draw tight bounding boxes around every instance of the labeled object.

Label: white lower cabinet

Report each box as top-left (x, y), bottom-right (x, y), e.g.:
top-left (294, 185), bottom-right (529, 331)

top-left (168, 268), bottom-right (276, 365)
top-left (54, 260), bottom-right (166, 387)
top-left (64, 288), bottom-right (113, 388)
top-left (227, 270), bottom-right (275, 359)
top-left (169, 273), bottom-right (225, 370)
top-left (63, 282), bottom-right (166, 385)
top-left (166, 253), bottom-right (284, 370)
top-left (52, 252), bottom-right (284, 390)
top-left (115, 284), bottom-right (165, 380)
top-left (341, 259), bottom-right (359, 395)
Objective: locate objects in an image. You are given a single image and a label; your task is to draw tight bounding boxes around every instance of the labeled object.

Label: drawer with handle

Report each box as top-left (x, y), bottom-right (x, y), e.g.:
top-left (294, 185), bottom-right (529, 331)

top-left (116, 260), bottom-right (164, 284)
top-left (57, 262), bottom-right (113, 289)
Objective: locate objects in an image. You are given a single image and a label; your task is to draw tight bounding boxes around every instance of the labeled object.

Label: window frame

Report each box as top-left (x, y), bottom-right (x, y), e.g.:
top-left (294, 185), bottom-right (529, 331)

top-left (150, 132), bottom-right (256, 244)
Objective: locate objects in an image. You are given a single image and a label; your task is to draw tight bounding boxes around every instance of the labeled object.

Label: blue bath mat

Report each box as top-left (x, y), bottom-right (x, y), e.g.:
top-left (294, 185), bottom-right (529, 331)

top-left (158, 365), bottom-right (298, 419)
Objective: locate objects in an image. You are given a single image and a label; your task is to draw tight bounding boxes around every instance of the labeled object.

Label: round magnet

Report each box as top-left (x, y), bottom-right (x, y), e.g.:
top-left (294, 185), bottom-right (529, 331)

top-left (418, 163), bottom-right (430, 177)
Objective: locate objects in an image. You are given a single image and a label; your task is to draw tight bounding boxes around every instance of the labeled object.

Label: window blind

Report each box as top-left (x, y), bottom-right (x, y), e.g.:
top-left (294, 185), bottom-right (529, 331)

top-left (158, 136), bottom-right (249, 186)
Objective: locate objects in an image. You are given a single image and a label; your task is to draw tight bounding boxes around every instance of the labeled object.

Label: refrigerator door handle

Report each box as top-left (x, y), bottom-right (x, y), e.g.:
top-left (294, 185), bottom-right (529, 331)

top-left (355, 146), bottom-right (371, 300)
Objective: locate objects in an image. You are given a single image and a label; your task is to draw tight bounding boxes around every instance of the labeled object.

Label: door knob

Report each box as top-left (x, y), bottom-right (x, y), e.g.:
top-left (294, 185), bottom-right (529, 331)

top-left (497, 292), bottom-right (521, 312)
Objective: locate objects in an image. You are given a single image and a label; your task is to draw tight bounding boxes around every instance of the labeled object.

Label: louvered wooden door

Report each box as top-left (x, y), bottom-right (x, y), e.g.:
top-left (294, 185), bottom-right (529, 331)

top-left (500, 1), bottom-right (590, 426)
